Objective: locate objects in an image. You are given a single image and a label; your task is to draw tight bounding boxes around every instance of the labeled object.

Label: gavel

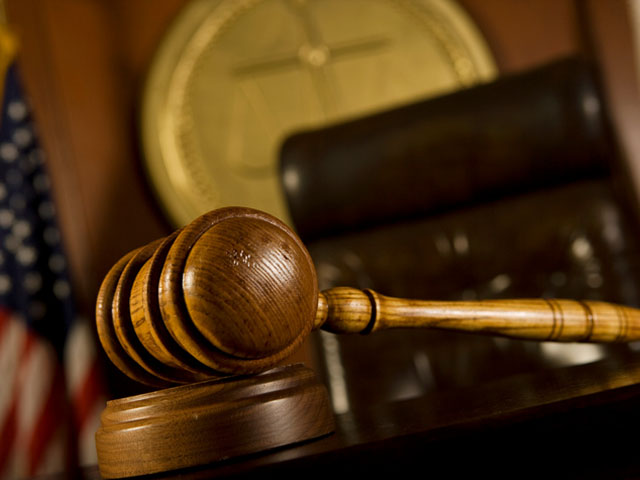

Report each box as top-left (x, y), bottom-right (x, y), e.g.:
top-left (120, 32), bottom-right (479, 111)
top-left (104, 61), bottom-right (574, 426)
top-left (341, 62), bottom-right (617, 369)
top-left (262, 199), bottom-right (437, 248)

top-left (96, 58), bottom-right (634, 478)
top-left (97, 206), bottom-right (640, 388)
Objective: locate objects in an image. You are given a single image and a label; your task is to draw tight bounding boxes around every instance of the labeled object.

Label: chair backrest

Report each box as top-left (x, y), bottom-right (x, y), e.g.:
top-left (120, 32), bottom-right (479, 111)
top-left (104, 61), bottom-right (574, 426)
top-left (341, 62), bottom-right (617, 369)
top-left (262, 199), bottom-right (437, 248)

top-left (279, 57), bottom-right (640, 409)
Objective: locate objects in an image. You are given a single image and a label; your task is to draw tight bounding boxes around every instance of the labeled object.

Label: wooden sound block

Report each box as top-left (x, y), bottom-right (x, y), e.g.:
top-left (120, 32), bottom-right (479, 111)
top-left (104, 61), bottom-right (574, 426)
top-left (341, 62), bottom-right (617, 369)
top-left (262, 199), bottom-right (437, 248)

top-left (95, 364), bottom-right (334, 479)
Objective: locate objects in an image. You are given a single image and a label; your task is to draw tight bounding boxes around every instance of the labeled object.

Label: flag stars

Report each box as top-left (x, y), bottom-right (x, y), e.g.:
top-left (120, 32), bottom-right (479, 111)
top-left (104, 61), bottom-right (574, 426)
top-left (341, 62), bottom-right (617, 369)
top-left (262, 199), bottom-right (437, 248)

top-left (0, 208), bottom-right (14, 228)
top-left (4, 234), bottom-right (19, 252)
top-left (0, 142), bottom-right (18, 162)
top-left (53, 279), bottom-right (71, 300)
top-left (0, 69), bottom-right (76, 351)
top-left (0, 274), bottom-right (11, 294)
top-left (23, 272), bottom-right (42, 293)
top-left (16, 245), bottom-right (37, 266)
top-left (12, 127), bottom-right (33, 148)
top-left (48, 253), bottom-right (65, 273)
top-left (12, 219), bottom-right (31, 239)
top-left (7, 99), bottom-right (28, 122)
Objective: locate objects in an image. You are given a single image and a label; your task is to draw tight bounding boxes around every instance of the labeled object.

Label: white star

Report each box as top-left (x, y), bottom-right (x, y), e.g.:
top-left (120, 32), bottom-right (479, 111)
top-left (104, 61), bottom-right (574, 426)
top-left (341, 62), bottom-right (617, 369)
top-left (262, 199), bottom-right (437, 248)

top-left (12, 219), bottom-right (31, 238)
top-left (53, 279), bottom-right (71, 299)
top-left (48, 253), bottom-right (66, 273)
top-left (7, 100), bottom-right (27, 122)
top-left (0, 143), bottom-right (18, 163)
top-left (17, 246), bottom-right (37, 266)
top-left (4, 234), bottom-right (19, 252)
top-left (0, 209), bottom-right (15, 229)
top-left (0, 274), bottom-right (11, 294)
top-left (12, 127), bottom-right (33, 148)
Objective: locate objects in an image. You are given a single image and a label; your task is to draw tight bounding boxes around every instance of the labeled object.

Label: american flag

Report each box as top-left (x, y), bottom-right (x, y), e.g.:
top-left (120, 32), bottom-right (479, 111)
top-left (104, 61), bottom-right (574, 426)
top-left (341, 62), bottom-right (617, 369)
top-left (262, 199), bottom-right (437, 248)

top-left (0, 27), bottom-right (105, 478)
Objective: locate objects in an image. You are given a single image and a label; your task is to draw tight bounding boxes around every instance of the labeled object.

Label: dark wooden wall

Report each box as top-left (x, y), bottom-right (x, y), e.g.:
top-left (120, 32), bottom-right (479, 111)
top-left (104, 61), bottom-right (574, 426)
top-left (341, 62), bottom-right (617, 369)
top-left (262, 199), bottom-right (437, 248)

top-left (5, 0), bottom-right (640, 395)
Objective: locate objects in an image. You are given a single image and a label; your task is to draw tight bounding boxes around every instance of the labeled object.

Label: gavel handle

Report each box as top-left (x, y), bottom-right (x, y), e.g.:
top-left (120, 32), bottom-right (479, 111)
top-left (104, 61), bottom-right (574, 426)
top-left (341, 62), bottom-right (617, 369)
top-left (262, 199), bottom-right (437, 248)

top-left (314, 287), bottom-right (640, 342)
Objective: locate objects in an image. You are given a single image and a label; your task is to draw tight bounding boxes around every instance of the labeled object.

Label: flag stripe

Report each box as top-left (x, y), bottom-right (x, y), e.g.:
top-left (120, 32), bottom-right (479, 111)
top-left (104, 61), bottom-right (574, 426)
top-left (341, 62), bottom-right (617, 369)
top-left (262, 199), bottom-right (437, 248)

top-left (0, 311), bottom-right (22, 477)
top-left (77, 397), bottom-right (102, 466)
top-left (65, 318), bottom-right (105, 465)
top-left (0, 308), bottom-right (9, 337)
top-left (72, 358), bottom-right (102, 433)
top-left (27, 360), bottom-right (66, 475)
top-left (0, 310), bottom-right (23, 415)
top-left (0, 394), bottom-right (18, 474)
top-left (36, 425), bottom-right (69, 477)
top-left (0, 314), bottom-right (32, 478)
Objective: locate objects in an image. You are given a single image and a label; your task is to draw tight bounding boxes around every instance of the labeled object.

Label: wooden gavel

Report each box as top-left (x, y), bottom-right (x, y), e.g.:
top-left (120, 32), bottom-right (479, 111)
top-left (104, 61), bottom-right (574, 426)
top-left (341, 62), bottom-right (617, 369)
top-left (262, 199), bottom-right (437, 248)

top-left (96, 206), bottom-right (640, 387)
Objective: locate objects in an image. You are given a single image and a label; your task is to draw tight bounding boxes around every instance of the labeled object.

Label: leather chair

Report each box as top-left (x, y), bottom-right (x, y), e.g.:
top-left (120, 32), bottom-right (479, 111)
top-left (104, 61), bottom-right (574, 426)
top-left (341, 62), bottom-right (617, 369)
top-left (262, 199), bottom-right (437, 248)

top-left (279, 57), bottom-right (640, 410)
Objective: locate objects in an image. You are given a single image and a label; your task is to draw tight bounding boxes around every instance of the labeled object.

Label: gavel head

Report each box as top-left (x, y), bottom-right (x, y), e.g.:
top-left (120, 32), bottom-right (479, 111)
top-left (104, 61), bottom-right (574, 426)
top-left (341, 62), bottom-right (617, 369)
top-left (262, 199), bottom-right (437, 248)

top-left (96, 207), bottom-right (318, 387)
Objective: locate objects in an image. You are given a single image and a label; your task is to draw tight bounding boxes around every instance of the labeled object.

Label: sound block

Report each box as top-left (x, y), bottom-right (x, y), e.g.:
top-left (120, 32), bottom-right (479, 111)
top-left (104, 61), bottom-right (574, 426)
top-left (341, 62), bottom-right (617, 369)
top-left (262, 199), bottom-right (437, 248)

top-left (95, 364), bottom-right (334, 478)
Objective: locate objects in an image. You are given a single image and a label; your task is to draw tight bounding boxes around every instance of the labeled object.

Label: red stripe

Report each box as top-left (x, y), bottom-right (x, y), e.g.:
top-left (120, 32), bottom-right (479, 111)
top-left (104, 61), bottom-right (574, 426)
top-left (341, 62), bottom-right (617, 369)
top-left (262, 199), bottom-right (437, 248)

top-left (0, 396), bottom-right (18, 473)
top-left (0, 308), bottom-right (10, 337)
top-left (72, 358), bottom-right (103, 432)
top-left (21, 330), bottom-right (35, 361)
top-left (26, 357), bottom-right (68, 476)
top-left (0, 313), bottom-right (88, 475)
top-left (0, 317), bottom-right (33, 475)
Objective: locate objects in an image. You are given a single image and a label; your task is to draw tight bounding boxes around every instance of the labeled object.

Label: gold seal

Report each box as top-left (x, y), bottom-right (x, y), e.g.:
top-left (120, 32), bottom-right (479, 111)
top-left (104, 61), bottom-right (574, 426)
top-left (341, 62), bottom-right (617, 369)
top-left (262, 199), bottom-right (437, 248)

top-left (141, 0), bottom-right (496, 227)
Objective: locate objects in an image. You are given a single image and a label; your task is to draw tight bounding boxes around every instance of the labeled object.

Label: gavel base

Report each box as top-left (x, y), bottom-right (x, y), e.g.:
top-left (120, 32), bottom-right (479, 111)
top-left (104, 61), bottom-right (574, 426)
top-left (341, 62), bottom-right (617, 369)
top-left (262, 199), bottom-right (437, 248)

top-left (95, 364), bottom-right (334, 479)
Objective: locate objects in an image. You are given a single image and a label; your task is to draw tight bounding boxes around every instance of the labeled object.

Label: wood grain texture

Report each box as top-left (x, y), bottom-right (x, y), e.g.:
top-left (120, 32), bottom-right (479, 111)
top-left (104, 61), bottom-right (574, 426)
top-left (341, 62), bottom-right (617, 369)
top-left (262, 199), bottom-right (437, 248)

top-left (96, 248), bottom-right (169, 389)
top-left (159, 207), bottom-right (318, 375)
top-left (316, 287), bottom-right (640, 342)
top-left (111, 239), bottom-right (203, 385)
top-left (97, 206), bottom-right (640, 387)
top-left (458, 0), bottom-right (581, 72)
top-left (95, 364), bottom-right (334, 479)
top-left (128, 229), bottom-right (218, 379)
top-left (96, 207), bottom-right (319, 386)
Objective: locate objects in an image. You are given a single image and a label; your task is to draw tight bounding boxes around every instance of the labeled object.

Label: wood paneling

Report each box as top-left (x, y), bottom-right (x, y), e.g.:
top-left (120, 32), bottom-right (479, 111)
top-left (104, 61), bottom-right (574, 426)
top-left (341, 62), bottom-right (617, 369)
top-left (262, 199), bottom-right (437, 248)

top-left (582, 0), bottom-right (640, 210)
top-left (459, 0), bottom-right (583, 72)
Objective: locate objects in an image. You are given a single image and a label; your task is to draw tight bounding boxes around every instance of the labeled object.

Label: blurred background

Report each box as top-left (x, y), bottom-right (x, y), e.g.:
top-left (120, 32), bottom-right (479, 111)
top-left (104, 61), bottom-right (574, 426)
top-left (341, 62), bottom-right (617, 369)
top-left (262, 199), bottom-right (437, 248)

top-left (3, 0), bottom-right (640, 477)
